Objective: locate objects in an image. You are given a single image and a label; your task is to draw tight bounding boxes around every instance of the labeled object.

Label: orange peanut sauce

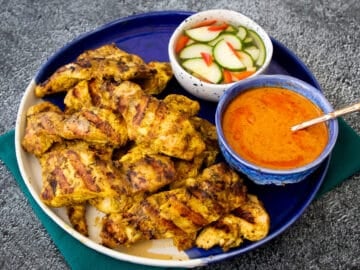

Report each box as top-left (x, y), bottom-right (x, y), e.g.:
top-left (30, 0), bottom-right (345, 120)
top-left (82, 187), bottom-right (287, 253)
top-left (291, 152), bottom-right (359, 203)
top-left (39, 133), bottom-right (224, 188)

top-left (222, 87), bottom-right (328, 170)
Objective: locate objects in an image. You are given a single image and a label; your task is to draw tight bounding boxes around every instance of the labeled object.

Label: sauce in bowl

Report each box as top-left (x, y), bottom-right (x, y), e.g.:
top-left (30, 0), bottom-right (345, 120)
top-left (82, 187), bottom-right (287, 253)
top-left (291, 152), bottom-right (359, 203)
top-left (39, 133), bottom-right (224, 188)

top-left (222, 87), bottom-right (328, 170)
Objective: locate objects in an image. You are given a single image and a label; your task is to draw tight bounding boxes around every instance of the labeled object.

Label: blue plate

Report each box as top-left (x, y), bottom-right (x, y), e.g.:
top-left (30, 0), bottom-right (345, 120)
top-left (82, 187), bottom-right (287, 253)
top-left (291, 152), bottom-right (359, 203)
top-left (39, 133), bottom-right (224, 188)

top-left (34, 11), bottom-right (329, 265)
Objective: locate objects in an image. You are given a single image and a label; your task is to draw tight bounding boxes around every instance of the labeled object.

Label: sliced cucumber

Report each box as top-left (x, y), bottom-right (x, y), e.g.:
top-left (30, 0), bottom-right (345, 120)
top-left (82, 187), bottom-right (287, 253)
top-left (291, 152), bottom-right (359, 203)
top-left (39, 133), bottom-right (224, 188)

top-left (244, 45), bottom-right (260, 62)
top-left (225, 25), bottom-right (237, 33)
top-left (247, 30), bottom-right (266, 66)
top-left (182, 58), bottom-right (223, 84)
top-left (185, 26), bottom-right (222, 42)
top-left (209, 33), bottom-right (242, 50)
top-left (236, 26), bottom-right (248, 40)
top-left (179, 43), bottom-right (213, 59)
top-left (236, 51), bottom-right (254, 70)
top-left (243, 36), bottom-right (253, 45)
top-left (213, 39), bottom-right (246, 71)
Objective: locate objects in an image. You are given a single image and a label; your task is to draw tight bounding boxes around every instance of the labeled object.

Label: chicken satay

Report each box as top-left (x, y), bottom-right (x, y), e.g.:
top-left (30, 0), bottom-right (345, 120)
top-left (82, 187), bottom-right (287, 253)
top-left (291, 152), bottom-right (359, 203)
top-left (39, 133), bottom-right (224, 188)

top-left (22, 102), bottom-right (64, 157)
top-left (195, 194), bottom-right (270, 251)
top-left (170, 116), bottom-right (219, 188)
top-left (111, 81), bottom-right (206, 160)
top-left (64, 79), bottom-right (119, 113)
top-left (76, 43), bottom-right (129, 61)
top-left (118, 144), bottom-right (177, 193)
top-left (22, 102), bottom-right (128, 153)
top-left (35, 52), bottom-right (155, 98)
top-left (39, 141), bottom-right (131, 207)
top-left (61, 106), bottom-right (128, 147)
top-left (135, 61), bottom-right (173, 95)
top-left (163, 94), bottom-right (200, 117)
top-left (100, 163), bottom-right (248, 250)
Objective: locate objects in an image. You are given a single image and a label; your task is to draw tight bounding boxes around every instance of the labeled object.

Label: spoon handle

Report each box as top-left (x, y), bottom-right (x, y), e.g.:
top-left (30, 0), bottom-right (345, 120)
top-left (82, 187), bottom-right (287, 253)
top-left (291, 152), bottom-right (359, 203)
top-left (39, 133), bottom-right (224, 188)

top-left (291, 102), bottom-right (360, 132)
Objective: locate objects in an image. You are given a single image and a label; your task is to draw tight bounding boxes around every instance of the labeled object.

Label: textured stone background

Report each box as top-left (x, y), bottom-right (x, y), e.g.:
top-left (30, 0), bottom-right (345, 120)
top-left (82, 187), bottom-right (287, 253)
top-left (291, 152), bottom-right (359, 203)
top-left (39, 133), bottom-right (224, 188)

top-left (0, 0), bottom-right (359, 269)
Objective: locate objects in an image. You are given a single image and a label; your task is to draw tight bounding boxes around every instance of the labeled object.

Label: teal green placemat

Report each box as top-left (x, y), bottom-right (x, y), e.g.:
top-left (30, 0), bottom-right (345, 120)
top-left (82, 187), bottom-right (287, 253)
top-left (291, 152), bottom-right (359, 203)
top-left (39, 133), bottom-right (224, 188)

top-left (1, 118), bottom-right (359, 269)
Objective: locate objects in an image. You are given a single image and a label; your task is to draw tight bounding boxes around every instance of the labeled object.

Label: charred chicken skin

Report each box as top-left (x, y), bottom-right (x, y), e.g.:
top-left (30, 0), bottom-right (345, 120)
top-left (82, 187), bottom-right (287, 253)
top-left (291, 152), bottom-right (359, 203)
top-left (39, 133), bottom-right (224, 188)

top-left (196, 194), bottom-right (270, 251)
top-left (39, 141), bottom-right (130, 207)
top-left (100, 163), bottom-right (248, 250)
top-left (34, 45), bottom-right (155, 98)
top-left (22, 102), bottom-right (128, 155)
top-left (111, 81), bottom-right (206, 160)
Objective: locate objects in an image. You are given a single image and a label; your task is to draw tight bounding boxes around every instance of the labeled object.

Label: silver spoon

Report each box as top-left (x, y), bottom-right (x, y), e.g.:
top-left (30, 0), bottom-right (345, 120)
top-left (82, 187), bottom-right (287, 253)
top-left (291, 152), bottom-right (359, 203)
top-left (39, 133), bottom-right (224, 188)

top-left (291, 102), bottom-right (360, 132)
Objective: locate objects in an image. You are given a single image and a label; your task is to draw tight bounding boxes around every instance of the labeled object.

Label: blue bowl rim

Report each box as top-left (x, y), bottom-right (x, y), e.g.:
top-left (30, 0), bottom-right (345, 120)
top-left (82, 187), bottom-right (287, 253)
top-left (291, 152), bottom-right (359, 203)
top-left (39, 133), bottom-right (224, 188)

top-left (215, 74), bottom-right (339, 175)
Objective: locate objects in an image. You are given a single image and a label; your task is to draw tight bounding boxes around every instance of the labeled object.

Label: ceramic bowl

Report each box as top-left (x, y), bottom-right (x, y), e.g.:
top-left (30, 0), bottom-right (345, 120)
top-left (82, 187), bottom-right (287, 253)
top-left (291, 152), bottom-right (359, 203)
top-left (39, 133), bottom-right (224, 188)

top-left (168, 9), bottom-right (273, 102)
top-left (215, 74), bottom-right (339, 185)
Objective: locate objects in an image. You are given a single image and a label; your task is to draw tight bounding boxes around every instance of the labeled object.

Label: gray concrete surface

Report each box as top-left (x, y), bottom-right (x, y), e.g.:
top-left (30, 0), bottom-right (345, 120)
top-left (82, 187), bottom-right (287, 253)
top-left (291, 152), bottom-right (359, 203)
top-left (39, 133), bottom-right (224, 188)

top-left (0, 0), bottom-right (359, 269)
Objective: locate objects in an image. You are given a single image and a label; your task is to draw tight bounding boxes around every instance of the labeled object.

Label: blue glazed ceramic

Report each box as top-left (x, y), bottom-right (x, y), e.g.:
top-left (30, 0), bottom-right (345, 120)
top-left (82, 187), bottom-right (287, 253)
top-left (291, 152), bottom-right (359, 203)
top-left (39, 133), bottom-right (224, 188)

top-left (215, 74), bottom-right (339, 185)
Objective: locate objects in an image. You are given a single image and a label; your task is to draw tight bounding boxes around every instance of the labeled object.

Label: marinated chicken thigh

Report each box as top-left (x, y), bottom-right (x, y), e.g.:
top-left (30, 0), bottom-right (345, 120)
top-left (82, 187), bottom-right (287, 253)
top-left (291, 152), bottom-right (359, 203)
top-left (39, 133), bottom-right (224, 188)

top-left (22, 102), bottom-right (64, 157)
top-left (39, 141), bottom-right (130, 207)
top-left (196, 194), bottom-right (270, 251)
top-left (101, 163), bottom-right (248, 250)
top-left (112, 81), bottom-right (206, 160)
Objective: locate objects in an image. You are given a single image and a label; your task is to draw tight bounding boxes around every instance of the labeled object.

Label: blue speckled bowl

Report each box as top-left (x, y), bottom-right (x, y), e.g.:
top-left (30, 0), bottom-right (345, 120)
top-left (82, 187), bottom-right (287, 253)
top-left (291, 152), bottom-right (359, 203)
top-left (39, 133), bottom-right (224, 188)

top-left (215, 74), bottom-right (339, 185)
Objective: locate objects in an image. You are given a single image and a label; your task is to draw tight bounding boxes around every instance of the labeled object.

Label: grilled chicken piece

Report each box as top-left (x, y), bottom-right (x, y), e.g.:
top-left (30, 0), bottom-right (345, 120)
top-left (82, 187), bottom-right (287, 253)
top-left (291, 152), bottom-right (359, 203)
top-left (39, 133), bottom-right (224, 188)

top-left (22, 102), bottom-right (128, 154)
top-left (136, 61), bottom-right (173, 95)
top-left (171, 117), bottom-right (219, 188)
top-left (35, 47), bottom-right (155, 98)
top-left (64, 79), bottom-right (118, 113)
top-left (118, 145), bottom-right (177, 193)
top-left (100, 163), bottom-right (248, 250)
top-left (39, 141), bottom-right (131, 207)
top-left (22, 102), bottom-right (64, 157)
top-left (196, 194), bottom-right (270, 251)
top-left (76, 43), bottom-right (129, 61)
top-left (62, 106), bottom-right (128, 147)
top-left (111, 81), bottom-right (206, 160)
top-left (190, 116), bottom-right (219, 168)
top-left (89, 192), bottom-right (145, 214)
top-left (90, 145), bottom-right (177, 214)
top-left (63, 80), bottom-right (93, 113)
top-left (101, 194), bottom-right (197, 250)
top-left (163, 94), bottom-right (200, 117)
top-left (67, 203), bottom-right (88, 236)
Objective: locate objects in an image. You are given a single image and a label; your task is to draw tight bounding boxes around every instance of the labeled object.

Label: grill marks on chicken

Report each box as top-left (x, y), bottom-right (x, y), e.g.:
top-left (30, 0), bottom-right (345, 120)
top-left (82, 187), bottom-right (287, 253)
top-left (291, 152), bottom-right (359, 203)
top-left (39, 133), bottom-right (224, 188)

top-left (196, 194), bottom-right (270, 251)
top-left (22, 44), bottom-right (270, 252)
top-left (35, 52), bottom-right (155, 98)
top-left (62, 107), bottom-right (128, 146)
top-left (35, 44), bottom-right (171, 98)
top-left (118, 145), bottom-right (177, 193)
top-left (22, 102), bottom-right (65, 157)
top-left (135, 61), bottom-right (174, 95)
top-left (112, 83), bottom-right (206, 160)
top-left (101, 163), bottom-right (248, 250)
top-left (22, 102), bottom-right (128, 156)
top-left (39, 142), bottom-right (128, 207)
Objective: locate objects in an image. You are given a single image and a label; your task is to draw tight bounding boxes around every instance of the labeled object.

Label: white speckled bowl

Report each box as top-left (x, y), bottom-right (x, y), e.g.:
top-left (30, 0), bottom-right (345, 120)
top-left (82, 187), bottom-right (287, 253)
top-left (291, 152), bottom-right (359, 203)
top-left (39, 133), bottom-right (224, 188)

top-left (168, 9), bottom-right (273, 102)
top-left (215, 75), bottom-right (339, 185)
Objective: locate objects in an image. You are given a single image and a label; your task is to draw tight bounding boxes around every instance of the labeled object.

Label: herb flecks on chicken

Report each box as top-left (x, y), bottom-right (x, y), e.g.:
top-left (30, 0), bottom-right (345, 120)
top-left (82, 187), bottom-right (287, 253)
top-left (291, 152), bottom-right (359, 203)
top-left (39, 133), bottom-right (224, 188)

top-left (100, 163), bottom-right (248, 250)
top-left (112, 81), bottom-right (206, 160)
top-left (22, 102), bottom-right (65, 157)
top-left (196, 194), bottom-right (270, 251)
top-left (22, 102), bottom-right (128, 156)
top-left (39, 141), bottom-right (129, 207)
top-left (34, 44), bottom-right (156, 98)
